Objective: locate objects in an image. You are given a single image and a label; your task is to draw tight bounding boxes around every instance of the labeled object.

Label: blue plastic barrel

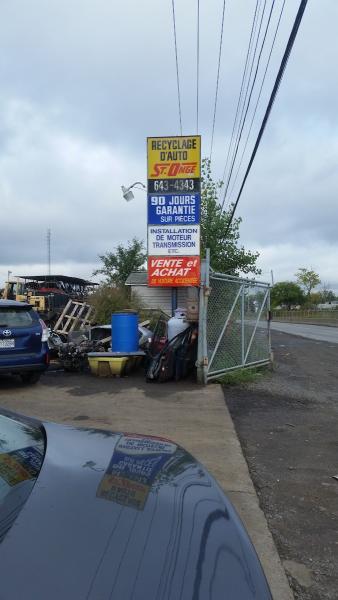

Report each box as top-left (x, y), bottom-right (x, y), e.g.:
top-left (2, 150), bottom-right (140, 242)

top-left (111, 311), bottom-right (139, 353)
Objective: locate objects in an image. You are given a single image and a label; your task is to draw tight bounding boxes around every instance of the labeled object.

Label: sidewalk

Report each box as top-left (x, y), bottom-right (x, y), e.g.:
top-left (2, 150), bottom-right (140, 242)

top-left (114, 380), bottom-right (293, 600)
top-left (0, 372), bottom-right (293, 598)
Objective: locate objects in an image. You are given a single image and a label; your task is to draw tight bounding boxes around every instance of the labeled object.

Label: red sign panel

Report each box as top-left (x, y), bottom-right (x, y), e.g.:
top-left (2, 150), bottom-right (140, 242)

top-left (150, 162), bottom-right (198, 178)
top-left (148, 256), bottom-right (200, 287)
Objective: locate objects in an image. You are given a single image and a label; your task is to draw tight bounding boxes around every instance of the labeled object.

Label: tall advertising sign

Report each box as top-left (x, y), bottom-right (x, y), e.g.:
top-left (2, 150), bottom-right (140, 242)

top-left (147, 136), bottom-right (201, 287)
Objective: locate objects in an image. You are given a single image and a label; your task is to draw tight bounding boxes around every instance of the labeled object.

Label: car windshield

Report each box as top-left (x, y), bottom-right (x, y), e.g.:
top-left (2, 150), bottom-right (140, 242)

top-left (0, 308), bottom-right (34, 328)
top-left (0, 413), bottom-right (45, 543)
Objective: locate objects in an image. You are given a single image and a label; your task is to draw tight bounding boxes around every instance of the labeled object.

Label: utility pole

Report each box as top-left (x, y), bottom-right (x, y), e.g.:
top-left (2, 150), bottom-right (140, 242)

top-left (270, 269), bottom-right (274, 286)
top-left (47, 228), bottom-right (51, 275)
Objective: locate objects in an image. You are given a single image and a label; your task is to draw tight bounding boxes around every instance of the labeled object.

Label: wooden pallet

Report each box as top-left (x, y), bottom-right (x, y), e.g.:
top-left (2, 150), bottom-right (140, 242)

top-left (54, 300), bottom-right (94, 336)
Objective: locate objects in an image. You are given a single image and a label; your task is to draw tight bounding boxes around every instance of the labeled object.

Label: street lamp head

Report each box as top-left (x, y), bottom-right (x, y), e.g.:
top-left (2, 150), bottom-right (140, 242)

top-left (121, 182), bottom-right (146, 202)
top-left (121, 185), bottom-right (134, 202)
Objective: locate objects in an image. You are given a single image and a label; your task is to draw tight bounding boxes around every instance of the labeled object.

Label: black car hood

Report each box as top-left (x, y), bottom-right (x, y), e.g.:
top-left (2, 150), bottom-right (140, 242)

top-left (0, 421), bottom-right (271, 599)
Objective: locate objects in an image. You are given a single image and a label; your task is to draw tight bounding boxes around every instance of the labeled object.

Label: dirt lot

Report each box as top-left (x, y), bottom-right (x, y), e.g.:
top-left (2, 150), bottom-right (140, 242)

top-left (226, 330), bottom-right (338, 600)
top-left (0, 368), bottom-right (241, 501)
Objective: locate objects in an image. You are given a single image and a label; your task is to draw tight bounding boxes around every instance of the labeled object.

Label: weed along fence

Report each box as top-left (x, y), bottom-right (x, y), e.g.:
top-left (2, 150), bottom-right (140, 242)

top-left (197, 261), bottom-right (271, 383)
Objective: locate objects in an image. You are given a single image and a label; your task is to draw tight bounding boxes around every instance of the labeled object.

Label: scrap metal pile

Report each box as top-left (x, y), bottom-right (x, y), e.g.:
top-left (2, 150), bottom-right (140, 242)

top-left (49, 305), bottom-right (198, 381)
top-left (48, 321), bottom-right (152, 374)
top-left (49, 332), bottom-right (106, 372)
top-left (145, 311), bottom-right (198, 383)
top-left (146, 325), bottom-right (198, 383)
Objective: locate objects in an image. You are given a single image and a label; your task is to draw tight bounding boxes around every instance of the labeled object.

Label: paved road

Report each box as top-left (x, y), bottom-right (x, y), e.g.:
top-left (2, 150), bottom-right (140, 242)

top-left (271, 321), bottom-right (338, 344)
top-left (227, 331), bottom-right (338, 600)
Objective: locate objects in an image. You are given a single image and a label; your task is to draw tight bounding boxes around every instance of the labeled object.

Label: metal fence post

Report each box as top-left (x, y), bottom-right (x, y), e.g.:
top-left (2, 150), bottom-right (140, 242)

top-left (241, 284), bottom-right (245, 366)
top-left (267, 286), bottom-right (273, 366)
top-left (197, 278), bottom-right (205, 384)
top-left (203, 249), bottom-right (210, 384)
top-left (171, 287), bottom-right (178, 316)
top-left (197, 249), bottom-right (210, 384)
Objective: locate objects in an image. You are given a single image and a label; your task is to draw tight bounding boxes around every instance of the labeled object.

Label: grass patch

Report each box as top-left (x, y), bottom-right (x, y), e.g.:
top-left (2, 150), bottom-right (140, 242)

top-left (217, 366), bottom-right (269, 386)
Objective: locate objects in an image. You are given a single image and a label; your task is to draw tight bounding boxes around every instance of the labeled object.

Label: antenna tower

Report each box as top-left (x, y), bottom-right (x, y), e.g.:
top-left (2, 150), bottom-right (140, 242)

top-left (47, 228), bottom-right (51, 275)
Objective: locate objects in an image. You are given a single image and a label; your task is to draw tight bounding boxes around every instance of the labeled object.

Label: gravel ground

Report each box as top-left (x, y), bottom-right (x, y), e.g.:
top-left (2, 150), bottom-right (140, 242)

top-left (225, 330), bottom-right (338, 600)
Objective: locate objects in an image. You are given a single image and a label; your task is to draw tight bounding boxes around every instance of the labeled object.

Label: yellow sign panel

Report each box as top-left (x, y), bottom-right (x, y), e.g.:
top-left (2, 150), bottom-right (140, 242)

top-left (147, 135), bottom-right (201, 179)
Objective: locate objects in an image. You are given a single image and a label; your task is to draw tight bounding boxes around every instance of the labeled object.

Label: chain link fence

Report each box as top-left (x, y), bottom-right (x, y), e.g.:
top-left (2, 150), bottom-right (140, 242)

top-left (198, 267), bottom-right (271, 383)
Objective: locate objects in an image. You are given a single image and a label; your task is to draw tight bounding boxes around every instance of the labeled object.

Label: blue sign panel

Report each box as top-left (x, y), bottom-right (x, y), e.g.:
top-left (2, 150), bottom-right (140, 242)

top-left (148, 193), bottom-right (200, 225)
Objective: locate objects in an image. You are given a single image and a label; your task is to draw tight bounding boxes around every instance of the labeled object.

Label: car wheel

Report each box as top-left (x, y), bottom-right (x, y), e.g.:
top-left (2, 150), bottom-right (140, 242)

top-left (20, 372), bottom-right (41, 385)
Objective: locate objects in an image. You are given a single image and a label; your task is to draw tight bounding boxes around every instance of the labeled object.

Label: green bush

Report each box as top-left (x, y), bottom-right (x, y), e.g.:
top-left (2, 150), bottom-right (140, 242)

top-left (88, 285), bottom-right (144, 325)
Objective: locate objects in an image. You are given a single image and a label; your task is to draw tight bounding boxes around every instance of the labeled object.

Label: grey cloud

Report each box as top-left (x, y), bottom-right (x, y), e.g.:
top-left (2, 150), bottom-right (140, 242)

top-left (0, 0), bottom-right (337, 285)
top-left (0, 99), bottom-right (146, 267)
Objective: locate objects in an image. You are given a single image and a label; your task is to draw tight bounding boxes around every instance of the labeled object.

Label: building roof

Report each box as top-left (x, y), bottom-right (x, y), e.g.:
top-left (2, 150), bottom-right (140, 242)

top-left (17, 275), bottom-right (98, 286)
top-left (125, 272), bottom-right (148, 286)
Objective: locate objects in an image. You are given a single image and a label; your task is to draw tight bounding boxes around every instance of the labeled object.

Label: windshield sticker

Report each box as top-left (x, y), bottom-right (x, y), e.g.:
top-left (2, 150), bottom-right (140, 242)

top-left (97, 435), bottom-right (177, 510)
top-left (0, 446), bottom-right (43, 487)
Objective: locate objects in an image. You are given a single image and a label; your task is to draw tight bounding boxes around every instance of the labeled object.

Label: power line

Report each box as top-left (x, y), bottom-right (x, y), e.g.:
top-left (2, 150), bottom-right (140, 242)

top-left (209, 0), bottom-right (226, 161)
top-left (220, 0), bottom-right (261, 183)
top-left (225, 0), bottom-right (267, 181)
top-left (225, 0), bottom-right (287, 209)
top-left (221, 0), bottom-right (275, 209)
top-left (171, 0), bottom-right (182, 135)
top-left (223, 0), bottom-right (309, 236)
top-left (223, 0), bottom-right (268, 188)
top-left (196, 1), bottom-right (199, 133)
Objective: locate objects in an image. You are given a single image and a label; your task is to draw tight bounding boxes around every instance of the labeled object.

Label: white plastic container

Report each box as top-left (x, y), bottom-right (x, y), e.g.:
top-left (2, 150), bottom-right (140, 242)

top-left (168, 308), bottom-right (189, 341)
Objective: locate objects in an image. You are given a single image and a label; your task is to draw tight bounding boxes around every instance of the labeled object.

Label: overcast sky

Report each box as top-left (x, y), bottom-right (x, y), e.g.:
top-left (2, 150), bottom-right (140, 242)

top-left (1, 0), bottom-right (337, 291)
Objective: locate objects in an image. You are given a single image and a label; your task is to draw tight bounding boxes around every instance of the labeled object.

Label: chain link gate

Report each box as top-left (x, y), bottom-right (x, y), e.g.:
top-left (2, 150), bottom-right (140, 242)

top-left (197, 258), bottom-right (271, 383)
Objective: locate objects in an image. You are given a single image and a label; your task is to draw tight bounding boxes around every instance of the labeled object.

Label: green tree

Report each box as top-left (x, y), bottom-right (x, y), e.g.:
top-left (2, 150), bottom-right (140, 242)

top-left (201, 158), bottom-right (260, 275)
top-left (88, 285), bottom-right (143, 324)
top-left (319, 284), bottom-right (336, 303)
top-left (93, 238), bottom-right (146, 286)
top-left (308, 292), bottom-right (321, 306)
top-left (271, 282), bottom-right (305, 309)
top-left (295, 268), bottom-right (320, 297)
top-left (323, 290), bottom-right (336, 303)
